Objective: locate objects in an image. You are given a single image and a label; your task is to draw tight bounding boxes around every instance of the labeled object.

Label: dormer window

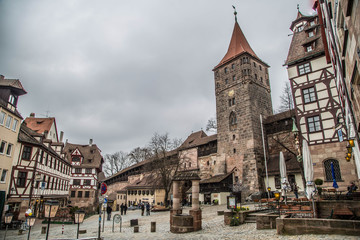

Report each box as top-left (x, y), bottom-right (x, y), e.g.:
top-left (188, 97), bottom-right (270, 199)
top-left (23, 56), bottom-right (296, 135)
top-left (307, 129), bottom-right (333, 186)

top-left (298, 25), bottom-right (304, 32)
top-left (8, 94), bottom-right (17, 106)
top-left (72, 156), bottom-right (80, 162)
top-left (308, 31), bottom-right (314, 37)
top-left (306, 45), bottom-right (313, 52)
top-left (310, 20), bottom-right (315, 26)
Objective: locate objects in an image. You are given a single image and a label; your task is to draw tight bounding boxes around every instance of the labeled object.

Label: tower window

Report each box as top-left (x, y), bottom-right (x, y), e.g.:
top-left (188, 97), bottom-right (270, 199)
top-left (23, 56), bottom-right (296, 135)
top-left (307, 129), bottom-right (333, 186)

top-left (232, 75), bottom-right (236, 81)
top-left (298, 63), bottom-right (311, 75)
top-left (307, 115), bottom-right (321, 132)
top-left (259, 65), bottom-right (262, 71)
top-left (225, 79), bottom-right (228, 84)
top-left (233, 148), bottom-right (236, 154)
top-left (229, 112), bottom-right (237, 126)
top-left (254, 74), bottom-right (257, 80)
top-left (253, 62), bottom-right (256, 67)
top-left (260, 77), bottom-right (263, 82)
top-left (216, 83), bottom-right (220, 88)
top-left (303, 87), bottom-right (317, 103)
top-left (231, 63), bottom-right (235, 69)
top-left (224, 67), bottom-right (228, 73)
top-left (228, 98), bottom-right (235, 107)
top-left (233, 135), bottom-right (236, 140)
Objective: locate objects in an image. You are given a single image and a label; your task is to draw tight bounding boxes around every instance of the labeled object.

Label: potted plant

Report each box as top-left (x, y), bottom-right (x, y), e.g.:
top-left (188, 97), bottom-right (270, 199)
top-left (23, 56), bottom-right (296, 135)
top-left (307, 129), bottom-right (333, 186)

top-left (315, 178), bottom-right (323, 196)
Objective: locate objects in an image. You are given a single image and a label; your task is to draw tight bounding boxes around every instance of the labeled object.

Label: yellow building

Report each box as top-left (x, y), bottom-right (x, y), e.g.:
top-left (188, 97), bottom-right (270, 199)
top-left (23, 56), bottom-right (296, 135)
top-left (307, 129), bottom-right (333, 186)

top-left (0, 75), bottom-right (27, 219)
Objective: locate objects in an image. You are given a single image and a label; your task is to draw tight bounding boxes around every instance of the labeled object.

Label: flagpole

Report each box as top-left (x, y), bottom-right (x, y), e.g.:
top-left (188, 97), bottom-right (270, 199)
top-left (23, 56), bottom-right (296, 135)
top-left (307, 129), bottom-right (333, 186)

top-left (260, 114), bottom-right (270, 199)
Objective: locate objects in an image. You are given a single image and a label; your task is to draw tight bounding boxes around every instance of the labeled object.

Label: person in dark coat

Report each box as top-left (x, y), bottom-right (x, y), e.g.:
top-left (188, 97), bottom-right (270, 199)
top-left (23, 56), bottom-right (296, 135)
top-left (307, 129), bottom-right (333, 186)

top-left (124, 204), bottom-right (127, 215)
top-left (120, 203), bottom-right (124, 215)
top-left (141, 203), bottom-right (145, 216)
top-left (146, 202), bottom-right (150, 216)
top-left (106, 205), bottom-right (112, 221)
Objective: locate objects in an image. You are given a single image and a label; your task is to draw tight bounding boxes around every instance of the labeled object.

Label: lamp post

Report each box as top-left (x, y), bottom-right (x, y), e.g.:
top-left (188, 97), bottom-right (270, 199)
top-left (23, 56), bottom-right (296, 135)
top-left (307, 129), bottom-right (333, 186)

top-left (274, 191), bottom-right (281, 216)
top-left (3, 213), bottom-right (13, 240)
top-left (26, 216), bottom-right (36, 240)
top-left (44, 200), bottom-right (59, 240)
top-left (74, 210), bottom-right (85, 239)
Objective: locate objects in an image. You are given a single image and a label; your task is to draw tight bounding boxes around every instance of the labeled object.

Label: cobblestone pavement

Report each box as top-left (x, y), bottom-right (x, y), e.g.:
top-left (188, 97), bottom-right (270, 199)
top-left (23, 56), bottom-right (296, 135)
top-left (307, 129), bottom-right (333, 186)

top-left (1, 204), bottom-right (359, 240)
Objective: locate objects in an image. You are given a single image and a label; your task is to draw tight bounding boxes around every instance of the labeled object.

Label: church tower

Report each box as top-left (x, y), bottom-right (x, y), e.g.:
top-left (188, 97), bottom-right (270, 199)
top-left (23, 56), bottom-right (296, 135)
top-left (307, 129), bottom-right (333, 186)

top-left (213, 9), bottom-right (273, 195)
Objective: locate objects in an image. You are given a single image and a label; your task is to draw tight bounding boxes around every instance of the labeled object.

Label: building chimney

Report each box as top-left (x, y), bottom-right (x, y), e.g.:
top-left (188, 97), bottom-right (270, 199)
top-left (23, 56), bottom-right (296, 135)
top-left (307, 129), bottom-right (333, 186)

top-left (89, 139), bottom-right (93, 146)
top-left (0, 75), bottom-right (4, 81)
top-left (60, 131), bottom-right (64, 142)
top-left (30, 113), bottom-right (35, 117)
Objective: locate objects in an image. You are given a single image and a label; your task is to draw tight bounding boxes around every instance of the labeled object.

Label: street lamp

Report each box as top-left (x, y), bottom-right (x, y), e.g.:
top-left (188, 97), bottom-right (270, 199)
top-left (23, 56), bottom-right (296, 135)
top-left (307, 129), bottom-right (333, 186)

top-left (3, 213), bottom-right (13, 240)
top-left (347, 144), bottom-right (353, 154)
top-left (44, 200), bottom-right (59, 240)
top-left (74, 210), bottom-right (85, 239)
top-left (348, 138), bottom-right (355, 147)
top-left (274, 191), bottom-right (281, 216)
top-left (26, 216), bottom-right (36, 240)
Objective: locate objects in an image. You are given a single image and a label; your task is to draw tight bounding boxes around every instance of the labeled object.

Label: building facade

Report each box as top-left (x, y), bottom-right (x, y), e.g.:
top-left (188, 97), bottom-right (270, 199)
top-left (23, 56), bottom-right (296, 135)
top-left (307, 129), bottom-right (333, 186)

top-left (0, 75), bottom-right (26, 220)
top-left (316, 0), bottom-right (360, 179)
top-left (8, 124), bottom-right (71, 220)
top-left (284, 9), bottom-right (357, 189)
top-left (63, 141), bottom-right (104, 211)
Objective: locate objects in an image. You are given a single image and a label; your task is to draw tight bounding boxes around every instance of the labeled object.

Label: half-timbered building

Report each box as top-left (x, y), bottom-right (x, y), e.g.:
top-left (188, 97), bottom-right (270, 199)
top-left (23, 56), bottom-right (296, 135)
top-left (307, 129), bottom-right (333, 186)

top-left (0, 75), bottom-right (26, 220)
top-left (63, 141), bottom-right (104, 211)
top-left (285, 10), bottom-right (357, 189)
top-left (7, 123), bottom-right (71, 220)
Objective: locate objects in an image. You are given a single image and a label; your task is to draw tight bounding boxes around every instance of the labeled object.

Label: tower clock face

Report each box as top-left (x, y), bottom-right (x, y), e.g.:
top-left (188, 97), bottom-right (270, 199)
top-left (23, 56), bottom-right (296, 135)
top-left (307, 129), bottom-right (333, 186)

top-left (228, 90), bottom-right (234, 97)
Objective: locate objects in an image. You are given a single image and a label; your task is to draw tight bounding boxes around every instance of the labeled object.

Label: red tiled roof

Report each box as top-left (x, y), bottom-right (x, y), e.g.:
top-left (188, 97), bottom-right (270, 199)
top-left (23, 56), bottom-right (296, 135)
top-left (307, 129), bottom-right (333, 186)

top-left (24, 117), bottom-right (56, 137)
top-left (214, 21), bottom-right (258, 70)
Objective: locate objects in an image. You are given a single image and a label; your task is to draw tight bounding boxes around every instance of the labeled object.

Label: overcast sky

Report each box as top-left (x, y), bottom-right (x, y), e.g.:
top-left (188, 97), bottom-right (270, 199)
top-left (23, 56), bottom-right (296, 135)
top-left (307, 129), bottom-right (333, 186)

top-left (0, 0), bottom-right (315, 155)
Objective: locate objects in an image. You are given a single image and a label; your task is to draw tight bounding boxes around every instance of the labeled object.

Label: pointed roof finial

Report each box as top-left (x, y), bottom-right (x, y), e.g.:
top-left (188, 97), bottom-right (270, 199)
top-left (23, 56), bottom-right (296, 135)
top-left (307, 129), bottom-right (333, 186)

top-left (232, 5), bottom-right (237, 22)
top-left (297, 4), bottom-right (299, 11)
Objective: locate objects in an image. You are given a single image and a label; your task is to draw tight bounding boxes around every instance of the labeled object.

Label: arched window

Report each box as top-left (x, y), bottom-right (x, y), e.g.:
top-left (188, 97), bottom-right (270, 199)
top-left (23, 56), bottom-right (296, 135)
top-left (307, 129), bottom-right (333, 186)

top-left (324, 159), bottom-right (342, 181)
top-left (229, 112), bottom-right (237, 131)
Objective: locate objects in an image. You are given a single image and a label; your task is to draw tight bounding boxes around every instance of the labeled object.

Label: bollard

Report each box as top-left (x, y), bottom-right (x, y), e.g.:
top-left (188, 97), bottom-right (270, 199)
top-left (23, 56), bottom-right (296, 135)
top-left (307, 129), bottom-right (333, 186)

top-left (41, 226), bottom-right (47, 234)
top-left (134, 226), bottom-right (139, 233)
top-left (151, 222), bottom-right (156, 232)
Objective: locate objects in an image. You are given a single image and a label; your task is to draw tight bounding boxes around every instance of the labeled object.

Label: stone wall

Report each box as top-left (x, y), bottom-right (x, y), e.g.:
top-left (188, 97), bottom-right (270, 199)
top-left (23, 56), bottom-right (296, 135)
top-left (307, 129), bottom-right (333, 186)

top-left (276, 217), bottom-right (360, 236)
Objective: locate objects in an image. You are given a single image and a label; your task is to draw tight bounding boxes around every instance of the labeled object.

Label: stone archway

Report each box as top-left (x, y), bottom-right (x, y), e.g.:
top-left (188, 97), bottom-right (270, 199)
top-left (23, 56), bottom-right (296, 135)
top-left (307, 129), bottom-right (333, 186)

top-left (170, 172), bottom-right (202, 233)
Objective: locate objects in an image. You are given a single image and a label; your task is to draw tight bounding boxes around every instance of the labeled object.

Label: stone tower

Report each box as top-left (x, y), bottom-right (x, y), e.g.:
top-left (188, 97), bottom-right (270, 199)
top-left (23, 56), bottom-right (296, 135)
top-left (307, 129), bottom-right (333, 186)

top-left (213, 12), bottom-right (273, 195)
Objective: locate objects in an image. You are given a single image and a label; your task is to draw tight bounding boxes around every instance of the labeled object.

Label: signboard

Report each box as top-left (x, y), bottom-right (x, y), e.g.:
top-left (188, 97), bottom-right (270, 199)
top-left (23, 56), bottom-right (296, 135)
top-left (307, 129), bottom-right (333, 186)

top-left (101, 182), bottom-right (107, 195)
top-left (227, 195), bottom-right (237, 209)
top-left (338, 129), bottom-right (343, 142)
top-left (104, 198), bottom-right (108, 204)
top-left (113, 214), bottom-right (121, 224)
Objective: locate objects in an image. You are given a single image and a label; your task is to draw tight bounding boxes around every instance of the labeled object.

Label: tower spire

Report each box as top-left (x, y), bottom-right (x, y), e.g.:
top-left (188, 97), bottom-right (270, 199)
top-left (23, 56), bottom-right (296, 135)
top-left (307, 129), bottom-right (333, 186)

top-left (232, 5), bottom-right (237, 22)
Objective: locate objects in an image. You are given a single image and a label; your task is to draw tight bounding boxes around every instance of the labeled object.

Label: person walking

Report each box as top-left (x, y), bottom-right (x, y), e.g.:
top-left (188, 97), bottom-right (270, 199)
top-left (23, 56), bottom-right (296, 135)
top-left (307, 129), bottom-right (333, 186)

top-left (293, 183), bottom-right (299, 199)
top-left (141, 203), bottom-right (145, 216)
top-left (146, 202), bottom-right (150, 216)
top-left (124, 204), bottom-right (127, 215)
top-left (106, 205), bottom-right (112, 221)
top-left (120, 203), bottom-right (124, 215)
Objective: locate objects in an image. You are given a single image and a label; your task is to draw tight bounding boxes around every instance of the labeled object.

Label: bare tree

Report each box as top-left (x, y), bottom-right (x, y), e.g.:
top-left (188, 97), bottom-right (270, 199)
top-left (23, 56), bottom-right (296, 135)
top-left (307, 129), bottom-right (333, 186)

top-left (103, 151), bottom-right (131, 177)
top-left (206, 117), bottom-right (217, 133)
top-left (128, 147), bottom-right (152, 164)
top-left (277, 82), bottom-right (294, 113)
top-left (146, 132), bottom-right (182, 207)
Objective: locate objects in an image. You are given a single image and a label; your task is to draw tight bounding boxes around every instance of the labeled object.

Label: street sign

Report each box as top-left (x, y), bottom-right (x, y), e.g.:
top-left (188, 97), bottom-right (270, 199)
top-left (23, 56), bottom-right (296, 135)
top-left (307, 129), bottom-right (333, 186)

top-left (101, 182), bottom-right (107, 195)
top-left (113, 214), bottom-right (121, 224)
top-left (104, 198), bottom-right (108, 204)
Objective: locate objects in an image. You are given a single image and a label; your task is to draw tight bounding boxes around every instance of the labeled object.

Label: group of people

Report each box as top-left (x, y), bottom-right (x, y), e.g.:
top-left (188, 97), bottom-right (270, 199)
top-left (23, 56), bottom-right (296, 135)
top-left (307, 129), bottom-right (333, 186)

top-left (140, 202), bottom-right (151, 216)
top-left (106, 203), bottom-right (128, 221)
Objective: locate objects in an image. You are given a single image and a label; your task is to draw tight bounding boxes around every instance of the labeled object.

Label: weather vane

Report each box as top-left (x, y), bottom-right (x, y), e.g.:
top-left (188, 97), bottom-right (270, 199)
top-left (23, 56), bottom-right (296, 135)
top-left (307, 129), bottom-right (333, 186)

top-left (232, 5), bottom-right (237, 22)
top-left (297, 4), bottom-right (300, 11)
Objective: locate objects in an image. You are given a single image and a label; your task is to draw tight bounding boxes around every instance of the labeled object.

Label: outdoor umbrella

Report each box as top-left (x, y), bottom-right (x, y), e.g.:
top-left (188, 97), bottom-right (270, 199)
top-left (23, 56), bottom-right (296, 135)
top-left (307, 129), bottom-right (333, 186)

top-left (302, 139), bottom-right (316, 218)
top-left (331, 162), bottom-right (339, 189)
top-left (279, 151), bottom-right (289, 203)
top-left (302, 139), bottom-right (315, 199)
